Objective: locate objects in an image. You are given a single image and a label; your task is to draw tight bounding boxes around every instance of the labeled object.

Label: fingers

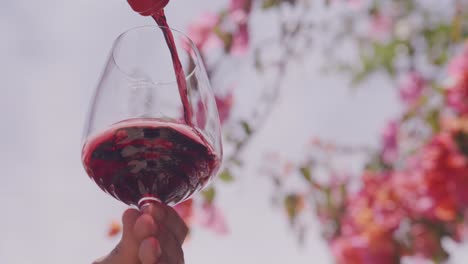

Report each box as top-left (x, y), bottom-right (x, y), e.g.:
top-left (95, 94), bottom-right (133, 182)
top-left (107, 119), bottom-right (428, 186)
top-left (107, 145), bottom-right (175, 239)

top-left (95, 205), bottom-right (186, 264)
top-left (122, 208), bottom-right (141, 241)
top-left (134, 213), bottom-right (159, 242)
top-left (138, 225), bottom-right (184, 264)
top-left (157, 226), bottom-right (185, 264)
top-left (139, 203), bottom-right (187, 264)
top-left (165, 207), bottom-right (189, 244)
top-left (138, 237), bottom-right (162, 264)
top-left (142, 203), bottom-right (189, 244)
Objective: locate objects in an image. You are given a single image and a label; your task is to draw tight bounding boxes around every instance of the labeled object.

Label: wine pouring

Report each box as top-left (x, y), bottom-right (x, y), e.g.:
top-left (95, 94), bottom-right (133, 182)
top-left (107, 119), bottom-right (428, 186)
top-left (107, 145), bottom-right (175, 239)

top-left (81, 8), bottom-right (223, 208)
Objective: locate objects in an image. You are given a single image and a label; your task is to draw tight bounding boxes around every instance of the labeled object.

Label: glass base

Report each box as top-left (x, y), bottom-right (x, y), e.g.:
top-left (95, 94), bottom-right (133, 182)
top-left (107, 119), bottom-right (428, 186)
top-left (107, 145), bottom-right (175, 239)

top-left (138, 197), bottom-right (161, 208)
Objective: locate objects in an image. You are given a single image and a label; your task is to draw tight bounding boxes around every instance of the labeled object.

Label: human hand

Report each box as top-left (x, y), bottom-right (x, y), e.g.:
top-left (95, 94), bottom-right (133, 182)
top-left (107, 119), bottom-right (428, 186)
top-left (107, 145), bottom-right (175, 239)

top-left (94, 202), bottom-right (188, 264)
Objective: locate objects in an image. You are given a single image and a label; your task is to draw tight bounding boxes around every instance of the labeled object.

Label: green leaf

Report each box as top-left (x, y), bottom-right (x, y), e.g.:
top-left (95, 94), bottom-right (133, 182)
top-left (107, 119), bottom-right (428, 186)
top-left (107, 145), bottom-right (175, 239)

top-left (351, 51), bottom-right (376, 85)
top-left (241, 121), bottom-right (252, 135)
top-left (202, 187), bottom-right (216, 203)
top-left (262, 0), bottom-right (280, 9)
top-left (213, 26), bottom-right (233, 53)
top-left (254, 48), bottom-right (263, 73)
top-left (219, 169), bottom-right (235, 183)
top-left (351, 70), bottom-right (370, 86)
top-left (231, 158), bottom-right (243, 167)
top-left (364, 153), bottom-right (390, 171)
top-left (300, 167), bottom-right (312, 183)
top-left (373, 41), bottom-right (399, 77)
top-left (325, 188), bottom-right (332, 208)
top-left (423, 23), bottom-right (452, 66)
top-left (423, 24), bottom-right (451, 48)
top-left (284, 194), bottom-right (303, 223)
top-left (340, 184), bottom-right (347, 201)
top-left (426, 108), bottom-right (441, 133)
top-left (261, 0), bottom-right (296, 9)
top-left (433, 49), bottom-right (449, 66)
top-left (430, 82), bottom-right (446, 95)
top-left (352, 40), bottom-right (404, 84)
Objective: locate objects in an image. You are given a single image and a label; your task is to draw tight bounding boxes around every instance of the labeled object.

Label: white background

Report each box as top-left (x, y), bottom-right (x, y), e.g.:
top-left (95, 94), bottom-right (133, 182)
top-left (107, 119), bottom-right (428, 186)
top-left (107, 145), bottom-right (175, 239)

top-left (1, 0), bottom-right (468, 263)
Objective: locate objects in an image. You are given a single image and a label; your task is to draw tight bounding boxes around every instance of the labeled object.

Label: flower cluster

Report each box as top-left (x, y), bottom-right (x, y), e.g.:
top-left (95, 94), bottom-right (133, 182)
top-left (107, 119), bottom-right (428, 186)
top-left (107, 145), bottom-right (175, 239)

top-left (113, 2), bottom-right (468, 263)
top-left (177, 0), bottom-right (253, 234)
top-left (314, 43), bottom-right (468, 263)
top-left (186, 0), bottom-right (251, 56)
top-left (331, 173), bottom-right (401, 264)
top-left (447, 45), bottom-right (468, 117)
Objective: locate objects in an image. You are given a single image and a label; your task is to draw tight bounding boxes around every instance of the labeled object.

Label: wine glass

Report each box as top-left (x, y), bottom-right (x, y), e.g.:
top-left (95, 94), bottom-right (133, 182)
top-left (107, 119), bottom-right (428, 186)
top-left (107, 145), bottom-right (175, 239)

top-left (81, 26), bottom-right (223, 208)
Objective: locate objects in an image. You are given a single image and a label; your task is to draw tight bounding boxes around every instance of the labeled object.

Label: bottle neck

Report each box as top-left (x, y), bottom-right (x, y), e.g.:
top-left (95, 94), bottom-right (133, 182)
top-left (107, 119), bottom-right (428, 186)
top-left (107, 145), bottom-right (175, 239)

top-left (127, 0), bottom-right (169, 16)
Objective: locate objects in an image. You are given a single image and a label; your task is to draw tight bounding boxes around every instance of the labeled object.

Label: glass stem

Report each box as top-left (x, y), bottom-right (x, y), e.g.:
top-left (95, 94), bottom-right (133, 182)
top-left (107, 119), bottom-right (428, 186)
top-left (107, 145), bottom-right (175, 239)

top-left (138, 197), bottom-right (162, 209)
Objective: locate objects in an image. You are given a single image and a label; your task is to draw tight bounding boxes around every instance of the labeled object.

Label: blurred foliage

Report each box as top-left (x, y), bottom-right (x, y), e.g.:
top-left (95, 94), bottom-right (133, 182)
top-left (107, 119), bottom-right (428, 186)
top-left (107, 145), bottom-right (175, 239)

top-left (173, 0), bottom-right (468, 263)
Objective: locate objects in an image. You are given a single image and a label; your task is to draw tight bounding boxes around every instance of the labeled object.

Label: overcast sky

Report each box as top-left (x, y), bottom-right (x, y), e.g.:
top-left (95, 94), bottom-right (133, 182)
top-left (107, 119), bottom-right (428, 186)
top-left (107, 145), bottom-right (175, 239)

top-left (2, 1), bottom-right (468, 263)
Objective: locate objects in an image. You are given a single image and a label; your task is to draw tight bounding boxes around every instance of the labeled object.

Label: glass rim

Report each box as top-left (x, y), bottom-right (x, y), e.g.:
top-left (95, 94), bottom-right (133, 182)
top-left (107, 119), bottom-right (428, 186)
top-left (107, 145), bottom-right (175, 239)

top-left (111, 25), bottom-right (199, 86)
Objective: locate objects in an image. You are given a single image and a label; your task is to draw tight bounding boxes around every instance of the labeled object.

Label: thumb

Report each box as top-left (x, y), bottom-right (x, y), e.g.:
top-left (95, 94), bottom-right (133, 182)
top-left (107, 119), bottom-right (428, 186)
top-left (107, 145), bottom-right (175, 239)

top-left (121, 208), bottom-right (141, 242)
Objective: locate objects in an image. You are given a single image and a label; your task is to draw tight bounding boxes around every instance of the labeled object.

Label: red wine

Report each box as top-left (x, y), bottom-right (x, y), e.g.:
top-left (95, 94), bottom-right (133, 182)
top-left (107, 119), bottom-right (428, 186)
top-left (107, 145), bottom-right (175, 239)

top-left (82, 119), bottom-right (220, 206)
top-left (128, 1), bottom-right (193, 125)
top-left (152, 10), bottom-right (193, 126)
top-left (85, 2), bottom-right (220, 206)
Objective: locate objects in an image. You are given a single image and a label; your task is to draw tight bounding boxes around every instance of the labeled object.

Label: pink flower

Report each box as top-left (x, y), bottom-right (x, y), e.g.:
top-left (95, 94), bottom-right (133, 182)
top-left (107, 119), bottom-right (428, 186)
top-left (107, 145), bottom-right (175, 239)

top-left (347, 0), bottom-right (363, 10)
top-left (391, 170), bottom-right (427, 215)
top-left (329, 173), bottom-right (402, 263)
top-left (331, 233), bottom-right (397, 264)
top-left (399, 71), bottom-right (425, 106)
top-left (196, 91), bottom-right (233, 127)
top-left (186, 13), bottom-right (223, 52)
top-left (230, 23), bottom-right (249, 56)
top-left (430, 134), bottom-right (468, 210)
top-left (227, 0), bottom-right (251, 56)
top-left (405, 133), bottom-right (468, 221)
top-left (369, 13), bottom-right (393, 41)
top-left (447, 74), bottom-right (468, 116)
top-left (230, 0), bottom-right (251, 12)
top-left (352, 173), bottom-right (404, 232)
top-left (448, 46), bottom-right (468, 78)
top-left (229, 0), bottom-right (251, 24)
top-left (335, 172), bottom-right (403, 247)
top-left (215, 92), bottom-right (234, 125)
top-left (196, 202), bottom-right (229, 234)
top-left (446, 44), bottom-right (468, 116)
top-left (409, 223), bottom-right (444, 259)
top-left (381, 120), bottom-right (399, 164)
